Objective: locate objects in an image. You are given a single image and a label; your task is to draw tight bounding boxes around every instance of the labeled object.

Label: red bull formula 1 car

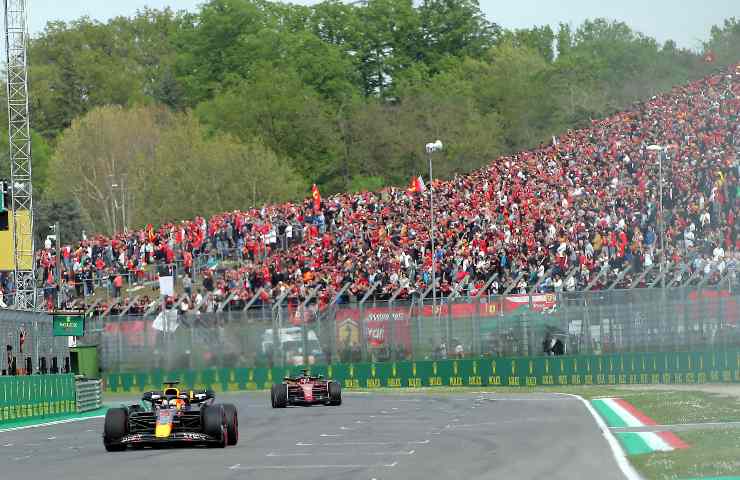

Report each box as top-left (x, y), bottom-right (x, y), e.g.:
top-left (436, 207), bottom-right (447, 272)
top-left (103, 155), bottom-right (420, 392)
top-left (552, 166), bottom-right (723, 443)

top-left (103, 381), bottom-right (238, 451)
top-left (271, 369), bottom-right (342, 407)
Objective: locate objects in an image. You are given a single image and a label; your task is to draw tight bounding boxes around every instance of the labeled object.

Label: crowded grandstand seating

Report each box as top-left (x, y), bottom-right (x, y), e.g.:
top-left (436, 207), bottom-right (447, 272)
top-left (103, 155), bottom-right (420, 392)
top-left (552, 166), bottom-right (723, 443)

top-left (5, 65), bottom-right (739, 313)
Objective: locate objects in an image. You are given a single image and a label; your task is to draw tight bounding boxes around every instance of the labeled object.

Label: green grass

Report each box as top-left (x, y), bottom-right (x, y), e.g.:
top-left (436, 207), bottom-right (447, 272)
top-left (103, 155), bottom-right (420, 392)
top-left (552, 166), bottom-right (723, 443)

top-left (616, 391), bottom-right (740, 425)
top-left (630, 428), bottom-right (740, 480)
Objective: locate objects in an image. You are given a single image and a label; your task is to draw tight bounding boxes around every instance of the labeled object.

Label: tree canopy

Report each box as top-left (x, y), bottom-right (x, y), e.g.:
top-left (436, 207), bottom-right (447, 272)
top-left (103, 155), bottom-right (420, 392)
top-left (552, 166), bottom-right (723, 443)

top-left (11, 1), bottom-right (737, 234)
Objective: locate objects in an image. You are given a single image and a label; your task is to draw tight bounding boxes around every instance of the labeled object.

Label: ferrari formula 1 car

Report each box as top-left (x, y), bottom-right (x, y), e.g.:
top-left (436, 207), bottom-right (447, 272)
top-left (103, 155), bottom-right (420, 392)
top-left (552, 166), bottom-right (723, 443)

top-left (103, 381), bottom-right (238, 451)
top-left (271, 369), bottom-right (342, 408)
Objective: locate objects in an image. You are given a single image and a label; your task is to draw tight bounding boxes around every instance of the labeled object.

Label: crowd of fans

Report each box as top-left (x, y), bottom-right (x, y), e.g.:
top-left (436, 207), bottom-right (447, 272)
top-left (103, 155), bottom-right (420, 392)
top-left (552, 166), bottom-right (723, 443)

top-left (3, 65), bottom-right (739, 314)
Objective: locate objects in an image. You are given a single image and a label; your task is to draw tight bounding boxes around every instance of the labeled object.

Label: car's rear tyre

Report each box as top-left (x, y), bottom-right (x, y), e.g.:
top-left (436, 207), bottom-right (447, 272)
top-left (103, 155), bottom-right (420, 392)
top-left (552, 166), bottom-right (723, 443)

top-left (103, 408), bottom-right (128, 452)
top-left (223, 403), bottom-right (239, 446)
top-left (201, 404), bottom-right (226, 448)
top-left (328, 381), bottom-right (342, 406)
top-left (272, 384), bottom-right (288, 408)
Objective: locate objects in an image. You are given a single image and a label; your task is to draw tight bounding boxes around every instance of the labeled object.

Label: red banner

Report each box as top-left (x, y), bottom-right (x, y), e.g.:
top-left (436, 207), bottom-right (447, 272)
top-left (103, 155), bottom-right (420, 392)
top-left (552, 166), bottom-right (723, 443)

top-left (419, 293), bottom-right (557, 318)
top-left (335, 307), bottom-right (411, 350)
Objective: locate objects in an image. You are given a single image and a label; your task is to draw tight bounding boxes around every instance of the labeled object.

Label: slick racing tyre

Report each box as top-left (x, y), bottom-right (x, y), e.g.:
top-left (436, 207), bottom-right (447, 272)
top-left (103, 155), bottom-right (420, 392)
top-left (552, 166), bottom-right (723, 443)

top-left (201, 404), bottom-right (227, 448)
top-left (103, 408), bottom-right (128, 452)
top-left (223, 403), bottom-right (239, 446)
top-left (328, 381), bottom-right (342, 406)
top-left (271, 384), bottom-right (288, 408)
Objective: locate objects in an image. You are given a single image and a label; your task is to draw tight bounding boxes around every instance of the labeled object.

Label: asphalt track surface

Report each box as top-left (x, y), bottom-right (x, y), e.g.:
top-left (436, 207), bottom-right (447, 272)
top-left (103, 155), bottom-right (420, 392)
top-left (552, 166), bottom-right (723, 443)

top-left (1, 391), bottom-right (628, 480)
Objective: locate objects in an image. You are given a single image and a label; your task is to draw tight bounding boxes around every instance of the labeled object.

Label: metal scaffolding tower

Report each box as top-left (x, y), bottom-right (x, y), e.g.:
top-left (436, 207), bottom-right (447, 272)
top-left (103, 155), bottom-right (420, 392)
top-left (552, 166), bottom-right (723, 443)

top-left (4, 0), bottom-right (36, 310)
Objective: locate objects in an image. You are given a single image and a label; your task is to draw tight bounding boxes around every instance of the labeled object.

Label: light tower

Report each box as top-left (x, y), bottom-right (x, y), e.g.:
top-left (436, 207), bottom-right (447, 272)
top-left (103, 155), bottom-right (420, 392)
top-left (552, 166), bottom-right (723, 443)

top-left (4, 0), bottom-right (37, 310)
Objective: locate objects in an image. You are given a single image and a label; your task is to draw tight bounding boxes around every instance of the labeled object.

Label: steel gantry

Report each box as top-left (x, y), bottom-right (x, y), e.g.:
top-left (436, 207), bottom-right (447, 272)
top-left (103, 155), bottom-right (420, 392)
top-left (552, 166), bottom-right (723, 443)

top-left (4, 0), bottom-right (36, 310)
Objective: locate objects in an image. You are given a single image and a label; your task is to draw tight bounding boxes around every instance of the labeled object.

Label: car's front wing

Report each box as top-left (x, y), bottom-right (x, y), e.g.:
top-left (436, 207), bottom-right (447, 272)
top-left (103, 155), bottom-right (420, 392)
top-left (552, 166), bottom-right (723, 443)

top-left (119, 431), bottom-right (220, 445)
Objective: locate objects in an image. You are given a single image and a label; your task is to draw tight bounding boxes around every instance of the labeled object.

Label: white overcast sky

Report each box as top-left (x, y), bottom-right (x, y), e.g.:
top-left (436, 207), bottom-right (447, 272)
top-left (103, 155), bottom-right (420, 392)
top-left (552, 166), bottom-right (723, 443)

top-left (29, 0), bottom-right (740, 50)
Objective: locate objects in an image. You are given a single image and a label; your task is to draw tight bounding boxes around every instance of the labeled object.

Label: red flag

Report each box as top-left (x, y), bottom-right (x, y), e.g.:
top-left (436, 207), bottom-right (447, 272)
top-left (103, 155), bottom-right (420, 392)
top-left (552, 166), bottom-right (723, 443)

top-left (311, 184), bottom-right (322, 212)
top-left (407, 176), bottom-right (426, 194)
top-left (146, 223), bottom-right (156, 242)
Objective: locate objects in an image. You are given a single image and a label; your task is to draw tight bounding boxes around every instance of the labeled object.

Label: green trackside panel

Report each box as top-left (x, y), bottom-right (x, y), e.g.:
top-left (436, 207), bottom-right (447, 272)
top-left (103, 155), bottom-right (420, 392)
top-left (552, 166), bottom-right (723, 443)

top-left (198, 369), bottom-right (217, 391)
top-left (214, 368), bottom-right (232, 392)
top-left (407, 360), bottom-right (432, 386)
top-left (248, 366), bottom-right (270, 389)
top-left (331, 362), bottom-right (356, 387)
top-left (120, 373), bottom-right (134, 392)
top-left (130, 372), bottom-right (147, 393)
top-left (149, 370), bottom-right (165, 390)
top-left (389, 361), bottom-right (414, 388)
top-left (364, 362), bottom-right (390, 389)
top-left (232, 368), bottom-right (250, 390)
top-left (0, 377), bottom-right (7, 421)
top-left (402, 361), bottom-right (424, 388)
top-left (106, 373), bottom-right (121, 393)
top-left (482, 358), bottom-right (513, 386)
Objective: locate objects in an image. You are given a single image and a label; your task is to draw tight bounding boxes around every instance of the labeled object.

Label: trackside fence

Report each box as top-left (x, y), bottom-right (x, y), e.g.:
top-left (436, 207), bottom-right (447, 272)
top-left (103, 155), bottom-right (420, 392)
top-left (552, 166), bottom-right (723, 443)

top-left (0, 374), bottom-right (77, 425)
top-left (105, 349), bottom-right (740, 393)
top-left (93, 285), bottom-right (740, 373)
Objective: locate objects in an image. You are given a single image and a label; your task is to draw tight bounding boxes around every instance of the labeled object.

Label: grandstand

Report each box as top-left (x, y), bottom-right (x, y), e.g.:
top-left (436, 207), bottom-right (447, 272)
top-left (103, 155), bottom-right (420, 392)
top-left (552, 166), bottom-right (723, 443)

top-left (8, 64), bottom-right (740, 315)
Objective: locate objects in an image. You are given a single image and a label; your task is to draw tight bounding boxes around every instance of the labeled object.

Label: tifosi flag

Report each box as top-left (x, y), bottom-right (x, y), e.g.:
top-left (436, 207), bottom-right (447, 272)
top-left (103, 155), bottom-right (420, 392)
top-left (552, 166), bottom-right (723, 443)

top-left (407, 176), bottom-right (426, 194)
top-left (311, 184), bottom-right (322, 212)
top-left (146, 223), bottom-right (156, 242)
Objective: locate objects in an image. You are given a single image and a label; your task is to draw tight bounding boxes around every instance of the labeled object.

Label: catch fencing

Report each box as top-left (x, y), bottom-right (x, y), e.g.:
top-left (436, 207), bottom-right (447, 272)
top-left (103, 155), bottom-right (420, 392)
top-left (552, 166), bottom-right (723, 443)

top-left (92, 283), bottom-right (740, 373)
top-left (0, 309), bottom-right (70, 375)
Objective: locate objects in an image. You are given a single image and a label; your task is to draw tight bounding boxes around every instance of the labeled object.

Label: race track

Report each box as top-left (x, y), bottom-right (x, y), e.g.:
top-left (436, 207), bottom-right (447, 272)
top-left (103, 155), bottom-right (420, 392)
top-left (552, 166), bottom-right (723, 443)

top-left (1, 391), bottom-right (628, 480)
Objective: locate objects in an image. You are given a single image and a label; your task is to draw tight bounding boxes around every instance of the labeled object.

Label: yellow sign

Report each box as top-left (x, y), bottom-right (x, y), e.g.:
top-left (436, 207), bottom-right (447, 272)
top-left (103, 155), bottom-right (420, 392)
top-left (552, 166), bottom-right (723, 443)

top-left (0, 209), bottom-right (33, 270)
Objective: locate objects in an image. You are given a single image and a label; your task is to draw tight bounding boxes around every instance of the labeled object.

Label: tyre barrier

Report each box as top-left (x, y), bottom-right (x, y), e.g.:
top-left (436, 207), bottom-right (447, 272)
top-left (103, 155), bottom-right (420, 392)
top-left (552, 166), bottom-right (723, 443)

top-left (106, 349), bottom-right (740, 393)
top-left (75, 379), bottom-right (102, 412)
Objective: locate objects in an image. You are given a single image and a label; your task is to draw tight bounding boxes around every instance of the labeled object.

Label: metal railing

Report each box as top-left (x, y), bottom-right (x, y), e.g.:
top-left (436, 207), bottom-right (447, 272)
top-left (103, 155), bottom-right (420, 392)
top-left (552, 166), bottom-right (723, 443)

top-left (0, 309), bottom-right (70, 375)
top-left (90, 281), bottom-right (740, 373)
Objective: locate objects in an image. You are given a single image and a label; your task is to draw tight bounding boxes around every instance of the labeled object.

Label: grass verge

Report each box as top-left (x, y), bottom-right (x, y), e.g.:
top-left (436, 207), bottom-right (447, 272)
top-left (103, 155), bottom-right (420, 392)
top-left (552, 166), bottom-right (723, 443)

top-left (615, 390), bottom-right (740, 425)
top-left (629, 428), bottom-right (740, 479)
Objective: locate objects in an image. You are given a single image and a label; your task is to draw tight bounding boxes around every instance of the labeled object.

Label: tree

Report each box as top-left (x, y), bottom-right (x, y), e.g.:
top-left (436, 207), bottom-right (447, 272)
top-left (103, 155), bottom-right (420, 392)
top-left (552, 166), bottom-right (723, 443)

top-left (196, 63), bottom-right (342, 185)
top-left (418, 0), bottom-right (500, 68)
top-left (139, 114), bottom-right (305, 225)
top-left (499, 26), bottom-right (555, 62)
top-left (704, 17), bottom-right (740, 66)
top-left (29, 18), bottom-right (150, 139)
top-left (46, 105), bottom-right (170, 234)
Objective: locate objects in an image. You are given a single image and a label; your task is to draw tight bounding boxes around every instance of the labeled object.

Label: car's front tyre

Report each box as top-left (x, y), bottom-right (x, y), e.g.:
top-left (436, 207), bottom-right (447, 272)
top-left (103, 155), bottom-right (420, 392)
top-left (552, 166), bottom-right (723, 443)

top-left (201, 404), bottom-right (227, 448)
top-left (271, 384), bottom-right (288, 408)
top-left (328, 381), bottom-right (342, 406)
top-left (223, 403), bottom-right (239, 446)
top-left (103, 408), bottom-right (128, 452)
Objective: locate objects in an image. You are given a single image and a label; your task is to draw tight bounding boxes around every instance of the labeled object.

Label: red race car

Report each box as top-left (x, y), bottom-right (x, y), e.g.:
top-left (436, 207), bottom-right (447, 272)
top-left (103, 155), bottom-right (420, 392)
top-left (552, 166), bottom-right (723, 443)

top-left (271, 369), bottom-right (342, 408)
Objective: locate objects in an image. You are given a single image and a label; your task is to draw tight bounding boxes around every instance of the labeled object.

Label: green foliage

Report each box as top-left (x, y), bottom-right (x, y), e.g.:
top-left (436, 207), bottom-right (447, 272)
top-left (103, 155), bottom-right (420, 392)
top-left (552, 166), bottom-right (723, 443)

top-left (19, 2), bottom-right (738, 234)
top-left (139, 113), bottom-right (305, 225)
top-left (705, 17), bottom-right (740, 66)
top-left (46, 105), bottom-right (305, 231)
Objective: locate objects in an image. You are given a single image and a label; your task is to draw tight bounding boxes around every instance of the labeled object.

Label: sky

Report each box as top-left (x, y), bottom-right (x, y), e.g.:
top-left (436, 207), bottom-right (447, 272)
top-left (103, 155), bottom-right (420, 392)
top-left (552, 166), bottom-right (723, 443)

top-left (29, 0), bottom-right (739, 51)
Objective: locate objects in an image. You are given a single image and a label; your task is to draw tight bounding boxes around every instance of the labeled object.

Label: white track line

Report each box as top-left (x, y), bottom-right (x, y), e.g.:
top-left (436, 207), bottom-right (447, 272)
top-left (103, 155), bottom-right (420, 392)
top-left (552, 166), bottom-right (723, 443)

top-left (559, 394), bottom-right (642, 480)
top-left (231, 462), bottom-right (398, 470)
top-left (0, 415), bottom-right (105, 434)
top-left (266, 450), bottom-right (415, 457)
top-left (297, 439), bottom-right (429, 447)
